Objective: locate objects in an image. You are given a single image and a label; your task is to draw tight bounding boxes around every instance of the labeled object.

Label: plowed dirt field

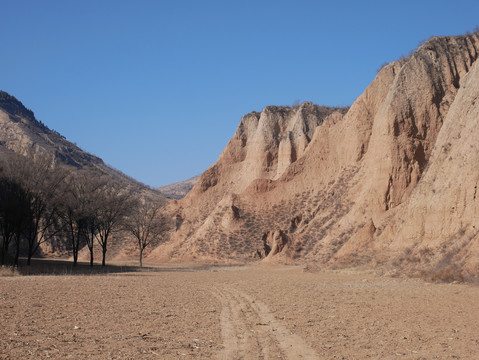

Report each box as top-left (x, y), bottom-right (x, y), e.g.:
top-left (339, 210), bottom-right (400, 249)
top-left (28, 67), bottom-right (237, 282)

top-left (1, 263), bottom-right (479, 359)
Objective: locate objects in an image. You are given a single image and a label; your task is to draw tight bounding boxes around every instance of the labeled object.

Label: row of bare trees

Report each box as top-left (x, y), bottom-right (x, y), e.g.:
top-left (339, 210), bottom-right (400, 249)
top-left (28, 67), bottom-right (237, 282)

top-left (0, 154), bottom-right (168, 268)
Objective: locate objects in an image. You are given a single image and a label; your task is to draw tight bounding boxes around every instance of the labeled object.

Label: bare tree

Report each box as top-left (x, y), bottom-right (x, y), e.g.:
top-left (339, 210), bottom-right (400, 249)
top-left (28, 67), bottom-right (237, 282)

top-left (95, 186), bottom-right (133, 266)
top-left (125, 200), bottom-right (167, 267)
top-left (11, 186), bottom-right (31, 267)
top-left (0, 177), bottom-right (30, 266)
top-left (9, 155), bottom-right (69, 265)
top-left (60, 198), bottom-right (83, 266)
top-left (59, 173), bottom-right (107, 266)
top-left (82, 215), bottom-right (98, 267)
top-left (0, 178), bottom-right (17, 265)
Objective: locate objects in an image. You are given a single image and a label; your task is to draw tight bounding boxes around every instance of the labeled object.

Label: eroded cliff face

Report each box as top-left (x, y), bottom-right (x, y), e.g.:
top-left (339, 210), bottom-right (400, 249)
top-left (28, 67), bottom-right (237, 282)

top-left (171, 102), bottom-right (347, 222)
top-left (368, 54), bottom-right (479, 278)
top-left (150, 33), bottom-right (479, 279)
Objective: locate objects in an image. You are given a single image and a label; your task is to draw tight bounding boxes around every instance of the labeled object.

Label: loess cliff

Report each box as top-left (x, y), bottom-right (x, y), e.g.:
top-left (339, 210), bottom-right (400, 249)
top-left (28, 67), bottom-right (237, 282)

top-left (150, 33), bottom-right (479, 280)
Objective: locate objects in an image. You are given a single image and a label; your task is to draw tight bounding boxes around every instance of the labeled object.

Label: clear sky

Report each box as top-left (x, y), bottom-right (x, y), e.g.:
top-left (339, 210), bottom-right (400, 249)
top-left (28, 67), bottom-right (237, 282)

top-left (1, 0), bottom-right (478, 187)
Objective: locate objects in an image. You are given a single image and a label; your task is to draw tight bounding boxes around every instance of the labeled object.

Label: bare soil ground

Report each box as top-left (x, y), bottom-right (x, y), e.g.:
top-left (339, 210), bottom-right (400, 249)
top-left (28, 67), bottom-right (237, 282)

top-left (1, 261), bottom-right (479, 359)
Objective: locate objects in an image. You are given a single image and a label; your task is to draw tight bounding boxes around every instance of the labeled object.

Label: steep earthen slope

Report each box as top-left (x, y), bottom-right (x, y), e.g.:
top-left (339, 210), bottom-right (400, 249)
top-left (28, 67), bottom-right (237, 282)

top-left (152, 103), bottom-right (348, 261)
top-left (365, 54), bottom-right (479, 279)
top-left (151, 33), bottom-right (479, 279)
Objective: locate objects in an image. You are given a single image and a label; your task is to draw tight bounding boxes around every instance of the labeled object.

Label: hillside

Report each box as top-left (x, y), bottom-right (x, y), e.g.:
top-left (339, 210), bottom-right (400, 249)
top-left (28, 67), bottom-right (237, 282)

top-left (0, 91), bottom-right (167, 258)
top-left (0, 91), bottom-right (104, 168)
top-left (158, 175), bottom-right (200, 199)
top-left (0, 91), bottom-right (166, 199)
top-left (148, 33), bottom-right (479, 280)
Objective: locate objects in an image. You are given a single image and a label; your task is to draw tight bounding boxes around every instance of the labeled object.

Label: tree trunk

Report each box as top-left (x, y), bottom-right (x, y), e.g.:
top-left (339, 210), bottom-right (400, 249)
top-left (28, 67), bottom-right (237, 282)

top-left (27, 239), bottom-right (38, 266)
top-left (72, 235), bottom-right (78, 266)
top-left (70, 224), bottom-right (77, 266)
top-left (27, 241), bottom-right (33, 266)
top-left (14, 236), bottom-right (20, 267)
top-left (89, 247), bottom-right (94, 267)
top-left (139, 247), bottom-right (143, 268)
top-left (102, 245), bottom-right (106, 266)
top-left (1, 240), bottom-right (10, 265)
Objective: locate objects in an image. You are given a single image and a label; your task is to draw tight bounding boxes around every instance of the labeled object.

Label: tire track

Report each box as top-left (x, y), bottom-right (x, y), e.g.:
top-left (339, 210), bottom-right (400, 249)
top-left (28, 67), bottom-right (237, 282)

top-left (211, 285), bottom-right (318, 360)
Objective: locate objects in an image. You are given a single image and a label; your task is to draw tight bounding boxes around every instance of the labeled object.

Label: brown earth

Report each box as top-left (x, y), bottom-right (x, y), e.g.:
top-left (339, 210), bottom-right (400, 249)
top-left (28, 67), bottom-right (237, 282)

top-left (1, 263), bottom-right (479, 359)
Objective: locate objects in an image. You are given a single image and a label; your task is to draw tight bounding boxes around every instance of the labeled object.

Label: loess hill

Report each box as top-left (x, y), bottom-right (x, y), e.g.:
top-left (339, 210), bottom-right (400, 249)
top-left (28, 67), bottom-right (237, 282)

top-left (149, 33), bottom-right (479, 280)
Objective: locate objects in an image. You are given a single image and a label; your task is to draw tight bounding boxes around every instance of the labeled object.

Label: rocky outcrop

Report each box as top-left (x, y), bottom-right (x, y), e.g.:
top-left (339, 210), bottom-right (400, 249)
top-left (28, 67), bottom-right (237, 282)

top-left (256, 229), bottom-right (297, 262)
top-left (150, 32), bottom-right (479, 280)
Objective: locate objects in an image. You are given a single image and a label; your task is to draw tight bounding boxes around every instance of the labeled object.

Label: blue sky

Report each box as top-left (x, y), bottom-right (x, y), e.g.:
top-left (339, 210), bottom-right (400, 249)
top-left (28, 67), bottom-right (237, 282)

top-left (1, 0), bottom-right (478, 187)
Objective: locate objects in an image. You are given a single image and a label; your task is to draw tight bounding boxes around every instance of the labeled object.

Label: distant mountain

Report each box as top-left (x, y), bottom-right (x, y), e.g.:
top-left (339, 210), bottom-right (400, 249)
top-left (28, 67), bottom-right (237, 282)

top-left (158, 175), bottom-right (200, 199)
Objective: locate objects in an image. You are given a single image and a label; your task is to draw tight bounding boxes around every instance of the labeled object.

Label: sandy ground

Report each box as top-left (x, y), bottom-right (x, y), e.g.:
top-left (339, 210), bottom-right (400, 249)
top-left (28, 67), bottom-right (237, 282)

top-left (1, 263), bottom-right (479, 359)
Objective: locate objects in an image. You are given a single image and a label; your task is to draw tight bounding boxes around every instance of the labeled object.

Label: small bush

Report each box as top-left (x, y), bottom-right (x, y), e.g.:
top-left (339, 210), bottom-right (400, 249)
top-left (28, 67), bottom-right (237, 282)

top-left (427, 264), bottom-right (464, 283)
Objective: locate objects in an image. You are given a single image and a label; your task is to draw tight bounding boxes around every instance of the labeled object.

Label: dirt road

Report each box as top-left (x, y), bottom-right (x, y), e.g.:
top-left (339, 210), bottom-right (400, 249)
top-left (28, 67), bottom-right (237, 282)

top-left (212, 284), bottom-right (318, 359)
top-left (1, 264), bottom-right (479, 359)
